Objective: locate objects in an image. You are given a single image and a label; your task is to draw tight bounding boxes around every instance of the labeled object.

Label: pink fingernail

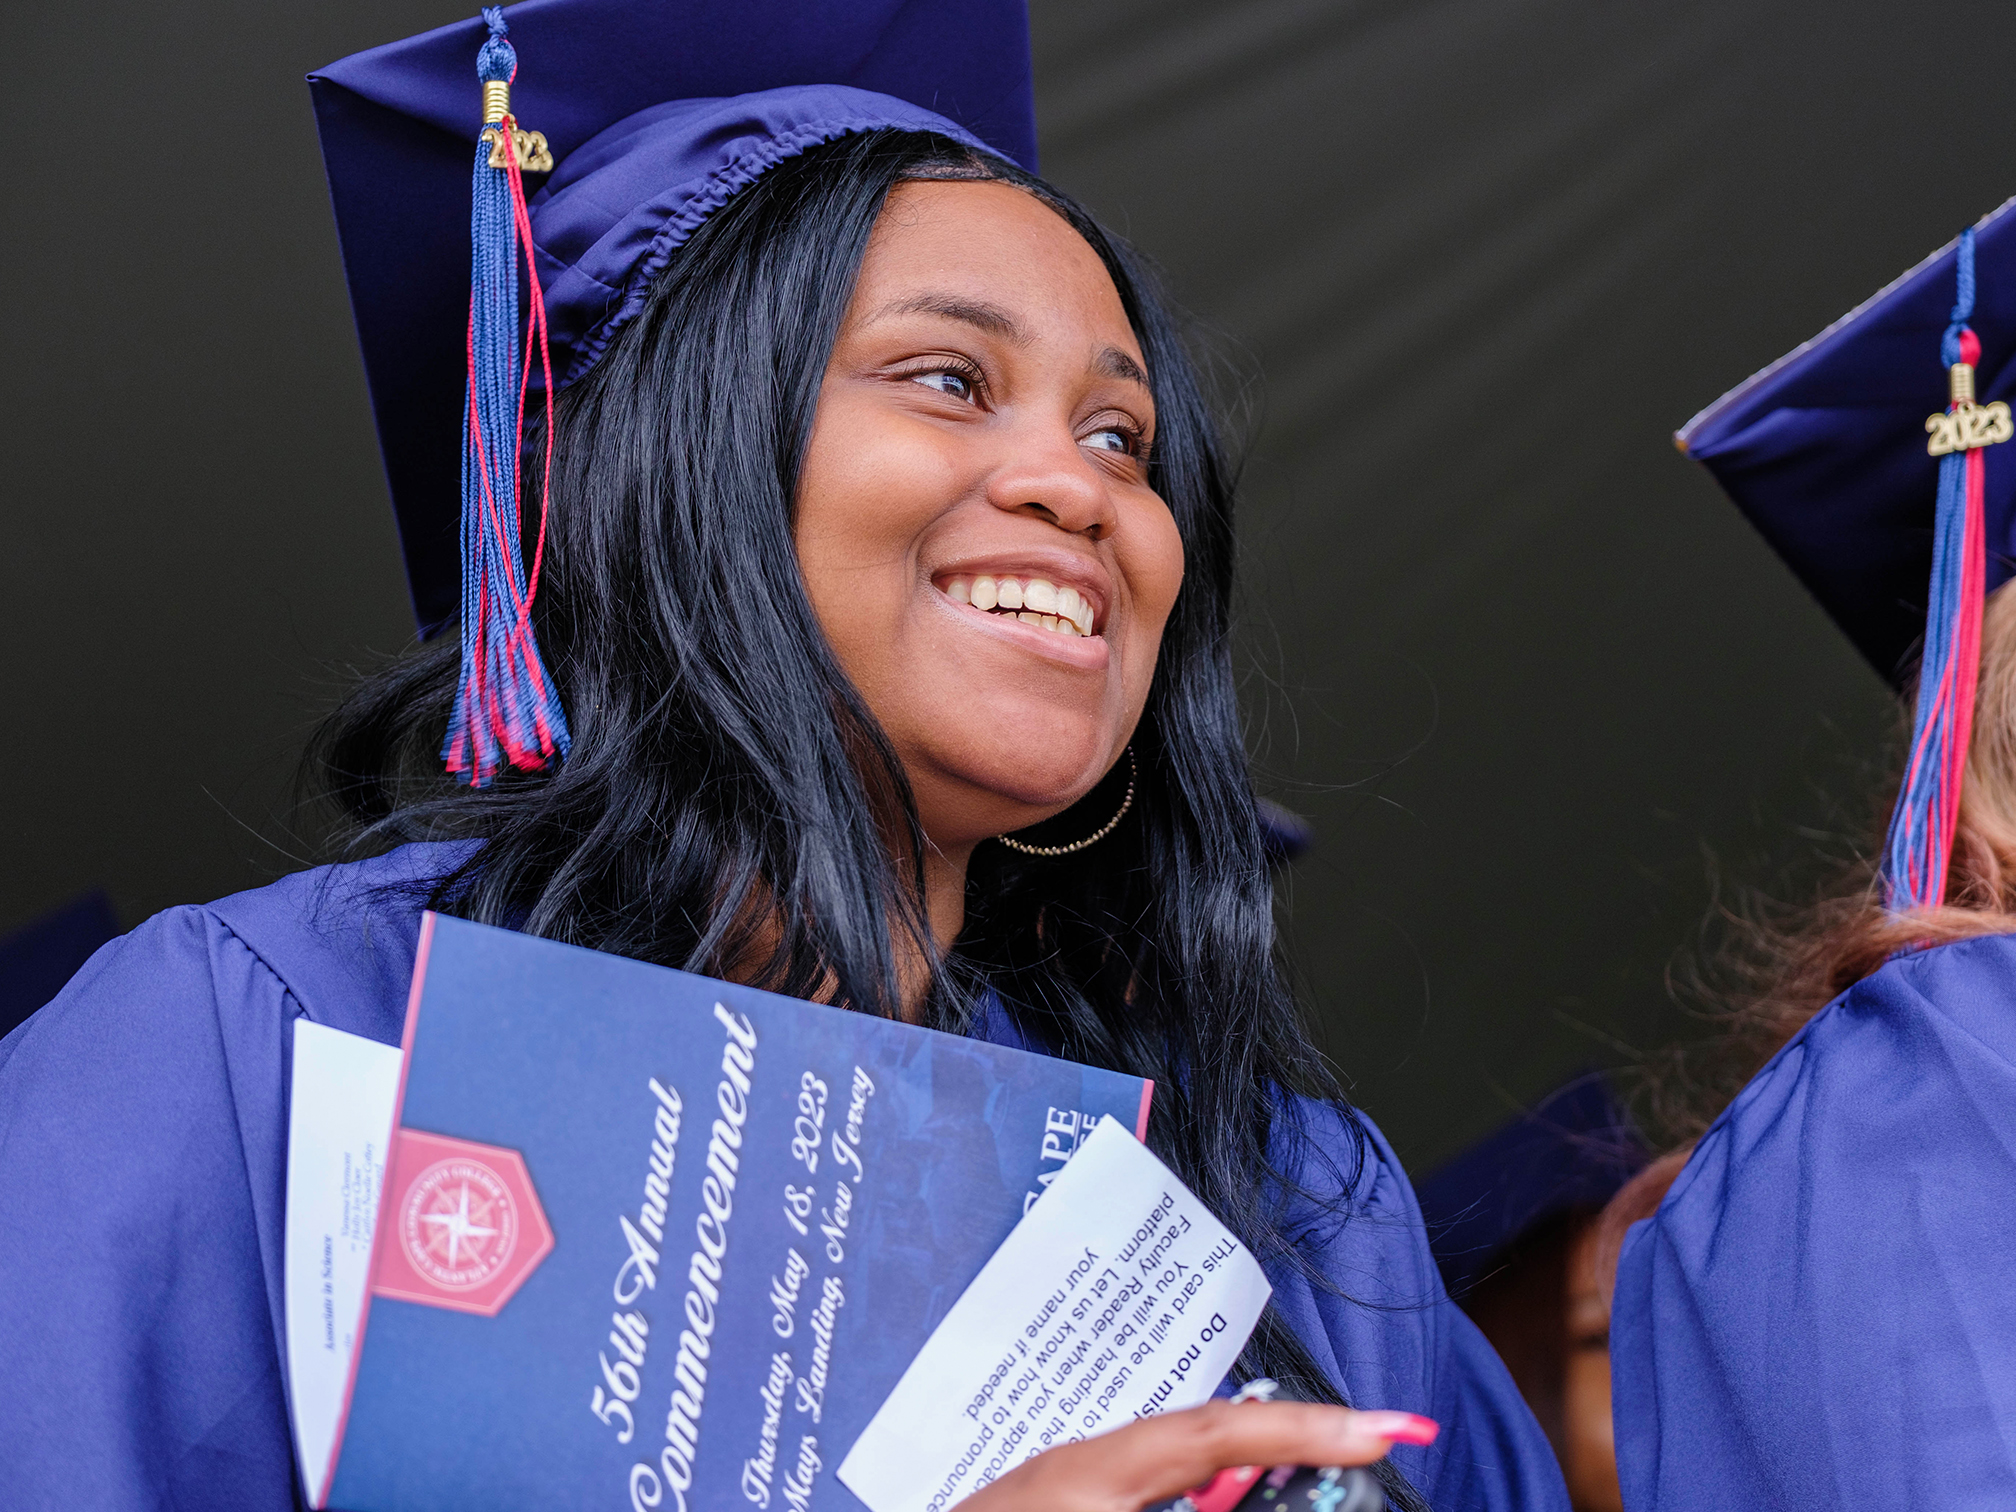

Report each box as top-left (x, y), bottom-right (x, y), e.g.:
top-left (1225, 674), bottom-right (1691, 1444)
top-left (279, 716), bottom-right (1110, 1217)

top-left (1356, 1412), bottom-right (1440, 1446)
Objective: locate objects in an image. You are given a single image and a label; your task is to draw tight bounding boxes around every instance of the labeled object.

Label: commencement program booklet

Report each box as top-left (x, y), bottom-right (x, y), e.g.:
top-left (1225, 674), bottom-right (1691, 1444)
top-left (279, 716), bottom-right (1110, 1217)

top-left (839, 1116), bottom-right (1273, 1512)
top-left (283, 912), bottom-right (1152, 1511)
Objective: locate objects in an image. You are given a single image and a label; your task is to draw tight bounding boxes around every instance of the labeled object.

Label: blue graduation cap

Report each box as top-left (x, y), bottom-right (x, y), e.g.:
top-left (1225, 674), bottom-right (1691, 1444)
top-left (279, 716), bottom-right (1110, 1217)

top-left (1414, 1076), bottom-right (1644, 1303)
top-left (309, 0), bottom-right (1035, 782)
top-left (1256, 798), bottom-right (1315, 863)
top-left (1680, 201), bottom-right (2016, 909)
top-left (0, 891), bottom-right (121, 1040)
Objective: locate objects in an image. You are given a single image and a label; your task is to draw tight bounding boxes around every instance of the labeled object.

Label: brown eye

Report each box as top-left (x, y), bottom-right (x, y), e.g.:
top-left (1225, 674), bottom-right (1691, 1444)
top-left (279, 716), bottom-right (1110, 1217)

top-left (1083, 415), bottom-right (1150, 459)
top-left (910, 369), bottom-right (974, 401)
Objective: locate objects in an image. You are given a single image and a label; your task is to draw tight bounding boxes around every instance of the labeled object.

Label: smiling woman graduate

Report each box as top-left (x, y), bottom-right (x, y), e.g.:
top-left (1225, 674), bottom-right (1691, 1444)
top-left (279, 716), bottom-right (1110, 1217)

top-left (0, 5), bottom-right (1567, 1510)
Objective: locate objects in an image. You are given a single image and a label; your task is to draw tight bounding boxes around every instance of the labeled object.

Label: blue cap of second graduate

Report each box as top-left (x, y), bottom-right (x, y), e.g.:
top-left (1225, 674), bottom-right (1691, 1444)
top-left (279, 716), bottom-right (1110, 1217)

top-left (1680, 199), bottom-right (2016, 686)
top-left (307, 0), bottom-right (1035, 784)
top-left (1682, 199), bottom-right (2016, 910)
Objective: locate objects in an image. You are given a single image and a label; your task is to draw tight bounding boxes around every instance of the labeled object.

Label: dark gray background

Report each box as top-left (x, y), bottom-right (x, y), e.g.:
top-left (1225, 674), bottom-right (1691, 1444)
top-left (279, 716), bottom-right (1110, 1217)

top-left (9, 2), bottom-right (2004, 1169)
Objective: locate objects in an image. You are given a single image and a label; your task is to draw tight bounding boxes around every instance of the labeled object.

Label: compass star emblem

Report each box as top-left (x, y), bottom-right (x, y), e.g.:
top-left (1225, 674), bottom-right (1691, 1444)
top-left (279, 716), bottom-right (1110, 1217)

top-left (399, 1157), bottom-right (519, 1289)
top-left (419, 1179), bottom-right (499, 1268)
top-left (377, 1128), bottom-right (553, 1317)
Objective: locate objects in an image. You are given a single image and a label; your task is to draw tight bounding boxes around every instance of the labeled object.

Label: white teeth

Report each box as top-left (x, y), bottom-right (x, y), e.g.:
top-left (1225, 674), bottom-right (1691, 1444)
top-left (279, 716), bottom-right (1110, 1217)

top-left (1015, 611), bottom-right (1081, 637)
top-left (942, 573), bottom-right (1095, 636)
top-left (1057, 586), bottom-right (1092, 635)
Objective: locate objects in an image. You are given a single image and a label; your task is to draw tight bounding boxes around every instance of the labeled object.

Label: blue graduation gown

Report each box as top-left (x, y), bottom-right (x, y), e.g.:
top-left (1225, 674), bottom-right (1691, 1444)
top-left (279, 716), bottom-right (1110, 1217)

top-left (1612, 930), bottom-right (2016, 1510)
top-left (0, 844), bottom-right (1566, 1511)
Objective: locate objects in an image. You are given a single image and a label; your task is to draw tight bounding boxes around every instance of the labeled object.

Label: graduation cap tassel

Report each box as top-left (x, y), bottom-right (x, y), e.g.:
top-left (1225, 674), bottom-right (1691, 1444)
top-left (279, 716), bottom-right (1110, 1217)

top-left (442, 7), bottom-right (569, 787)
top-left (1883, 227), bottom-right (2000, 910)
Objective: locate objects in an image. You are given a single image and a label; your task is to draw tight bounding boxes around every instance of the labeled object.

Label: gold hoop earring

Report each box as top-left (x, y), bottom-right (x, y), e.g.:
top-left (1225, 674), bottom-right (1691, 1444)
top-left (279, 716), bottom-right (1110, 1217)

top-left (994, 748), bottom-right (1137, 857)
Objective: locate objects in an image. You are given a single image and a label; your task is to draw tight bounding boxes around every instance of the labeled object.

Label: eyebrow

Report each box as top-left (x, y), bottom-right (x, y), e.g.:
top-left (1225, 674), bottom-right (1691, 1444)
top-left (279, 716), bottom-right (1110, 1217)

top-left (870, 292), bottom-right (1154, 392)
top-left (873, 293), bottom-right (1027, 342)
top-left (1096, 346), bottom-right (1152, 391)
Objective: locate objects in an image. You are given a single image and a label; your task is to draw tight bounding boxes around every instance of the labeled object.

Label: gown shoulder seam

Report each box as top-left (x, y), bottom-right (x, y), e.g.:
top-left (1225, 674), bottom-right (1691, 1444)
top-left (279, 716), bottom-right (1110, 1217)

top-left (190, 904), bottom-right (313, 1027)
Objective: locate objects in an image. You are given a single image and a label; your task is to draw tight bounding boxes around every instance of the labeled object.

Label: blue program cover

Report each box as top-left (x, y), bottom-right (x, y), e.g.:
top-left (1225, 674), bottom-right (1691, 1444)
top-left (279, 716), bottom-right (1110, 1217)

top-left (323, 913), bottom-right (1150, 1512)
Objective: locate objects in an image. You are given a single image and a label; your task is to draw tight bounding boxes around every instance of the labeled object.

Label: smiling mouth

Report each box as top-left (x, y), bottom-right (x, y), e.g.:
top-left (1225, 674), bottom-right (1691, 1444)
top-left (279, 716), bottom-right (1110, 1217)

top-left (941, 575), bottom-right (1099, 638)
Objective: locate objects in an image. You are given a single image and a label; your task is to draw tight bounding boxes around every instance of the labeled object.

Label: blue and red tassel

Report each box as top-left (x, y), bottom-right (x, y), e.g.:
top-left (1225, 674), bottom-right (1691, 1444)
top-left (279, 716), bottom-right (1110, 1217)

top-left (1882, 227), bottom-right (1991, 910)
top-left (442, 7), bottom-right (570, 787)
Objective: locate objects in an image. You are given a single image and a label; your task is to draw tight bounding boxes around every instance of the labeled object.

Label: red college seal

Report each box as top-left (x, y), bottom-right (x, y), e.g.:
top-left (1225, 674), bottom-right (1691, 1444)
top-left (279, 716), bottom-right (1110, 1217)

top-left (400, 1157), bottom-right (519, 1289)
top-left (373, 1129), bottom-right (555, 1316)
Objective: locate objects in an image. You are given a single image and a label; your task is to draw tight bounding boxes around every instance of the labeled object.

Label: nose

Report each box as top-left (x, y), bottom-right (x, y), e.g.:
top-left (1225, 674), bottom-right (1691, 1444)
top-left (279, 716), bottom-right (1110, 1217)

top-left (982, 419), bottom-right (1119, 542)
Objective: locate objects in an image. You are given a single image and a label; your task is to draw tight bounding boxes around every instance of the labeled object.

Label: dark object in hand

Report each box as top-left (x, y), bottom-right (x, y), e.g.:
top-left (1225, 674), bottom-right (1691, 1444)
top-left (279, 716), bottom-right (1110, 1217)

top-left (1145, 1462), bottom-right (1384, 1512)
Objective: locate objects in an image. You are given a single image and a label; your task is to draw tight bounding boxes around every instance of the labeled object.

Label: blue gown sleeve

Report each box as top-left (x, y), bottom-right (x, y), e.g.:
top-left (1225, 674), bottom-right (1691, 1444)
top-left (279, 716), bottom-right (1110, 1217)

top-left (0, 907), bottom-right (303, 1510)
top-left (0, 849), bottom-right (435, 1512)
top-left (1611, 931), bottom-right (2016, 1512)
top-left (1268, 1102), bottom-right (1571, 1512)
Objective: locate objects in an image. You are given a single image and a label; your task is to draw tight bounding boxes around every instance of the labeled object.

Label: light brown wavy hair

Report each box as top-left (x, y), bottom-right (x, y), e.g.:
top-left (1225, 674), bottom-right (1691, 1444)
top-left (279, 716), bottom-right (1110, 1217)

top-left (1598, 578), bottom-right (2016, 1293)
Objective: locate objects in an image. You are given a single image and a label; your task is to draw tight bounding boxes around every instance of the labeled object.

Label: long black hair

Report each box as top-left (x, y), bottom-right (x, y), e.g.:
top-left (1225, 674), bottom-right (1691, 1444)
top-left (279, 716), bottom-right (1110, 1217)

top-left (313, 129), bottom-right (1425, 1506)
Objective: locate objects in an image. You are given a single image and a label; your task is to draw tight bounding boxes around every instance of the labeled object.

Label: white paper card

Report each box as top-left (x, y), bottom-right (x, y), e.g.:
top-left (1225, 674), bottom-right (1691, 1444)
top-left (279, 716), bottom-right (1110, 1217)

top-left (838, 1116), bottom-right (1272, 1512)
top-left (284, 1019), bottom-right (403, 1510)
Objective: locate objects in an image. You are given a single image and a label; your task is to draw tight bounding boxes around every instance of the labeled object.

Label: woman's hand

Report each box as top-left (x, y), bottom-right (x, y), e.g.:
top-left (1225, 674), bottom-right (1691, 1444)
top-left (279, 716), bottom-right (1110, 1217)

top-left (956, 1399), bottom-right (1437, 1512)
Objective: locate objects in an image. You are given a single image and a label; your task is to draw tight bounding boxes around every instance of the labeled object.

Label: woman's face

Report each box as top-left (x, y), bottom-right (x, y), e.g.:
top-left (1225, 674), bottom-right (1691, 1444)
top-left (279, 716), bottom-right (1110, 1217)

top-left (797, 180), bottom-right (1185, 854)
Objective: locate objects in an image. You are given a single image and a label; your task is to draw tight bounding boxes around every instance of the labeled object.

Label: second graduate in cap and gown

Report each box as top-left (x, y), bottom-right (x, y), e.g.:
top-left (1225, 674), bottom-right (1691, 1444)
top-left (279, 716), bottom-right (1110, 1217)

top-left (0, 3), bottom-right (1569, 1509)
top-left (1612, 203), bottom-right (2016, 1509)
